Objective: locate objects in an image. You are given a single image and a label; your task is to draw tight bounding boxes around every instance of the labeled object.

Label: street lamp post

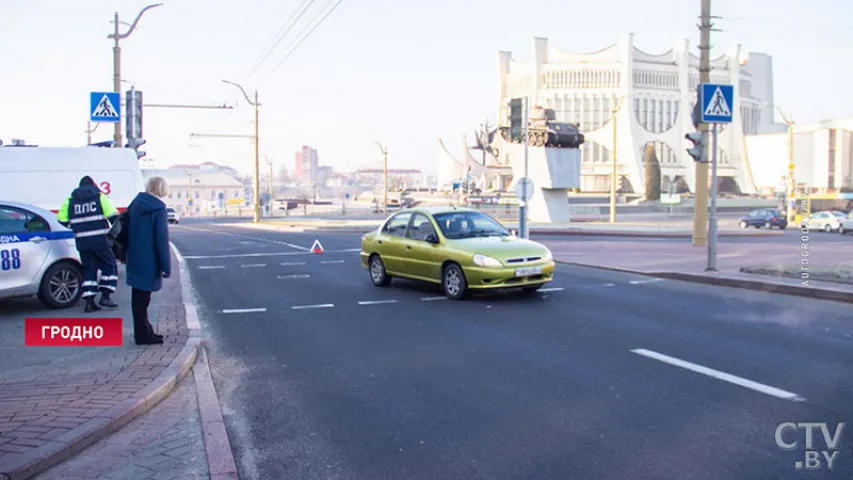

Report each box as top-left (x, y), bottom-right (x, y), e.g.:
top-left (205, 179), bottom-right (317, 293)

top-left (766, 103), bottom-right (796, 222)
top-left (375, 142), bottom-right (388, 214)
top-left (264, 156), bottom-right (274, 215)
top-left (107, 3), bottom-right (162, 147)
top-left (609, 95), bottom-right (630, 224)
top-left (222, 80), bottom-right (261, 223)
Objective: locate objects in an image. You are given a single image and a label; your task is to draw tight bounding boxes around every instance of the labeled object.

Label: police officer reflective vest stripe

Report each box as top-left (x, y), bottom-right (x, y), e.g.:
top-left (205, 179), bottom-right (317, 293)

top-left (57, 178), bottom-right (119, 251)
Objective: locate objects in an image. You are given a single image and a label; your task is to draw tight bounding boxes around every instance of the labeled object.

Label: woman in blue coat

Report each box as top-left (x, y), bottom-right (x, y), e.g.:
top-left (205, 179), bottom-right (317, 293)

top-left (126, 176), bottom-right (171, 345)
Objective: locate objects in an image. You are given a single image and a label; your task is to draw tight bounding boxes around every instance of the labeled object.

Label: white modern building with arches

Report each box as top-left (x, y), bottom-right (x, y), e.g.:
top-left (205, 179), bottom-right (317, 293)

top-left (496, 35), bottom-right (780, 195)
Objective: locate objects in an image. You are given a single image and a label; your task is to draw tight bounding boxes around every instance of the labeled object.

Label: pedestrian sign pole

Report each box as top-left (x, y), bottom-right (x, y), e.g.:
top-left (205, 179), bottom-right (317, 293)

top-left (698, 82), bottom-right (734, 272)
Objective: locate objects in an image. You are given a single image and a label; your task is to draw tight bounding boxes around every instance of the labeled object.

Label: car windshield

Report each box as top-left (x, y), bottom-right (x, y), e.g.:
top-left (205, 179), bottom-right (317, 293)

top-left (831, 211), bottom-right (846, 217)
top-left (433, 211), bottom-right (509, 239)
top-left (167, 208), bottom-right (175, 213)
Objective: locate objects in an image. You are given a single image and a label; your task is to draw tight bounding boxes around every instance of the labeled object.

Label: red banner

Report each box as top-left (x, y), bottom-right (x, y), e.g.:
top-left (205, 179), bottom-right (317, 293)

top-left (25, 318), bottom-right (123, 346)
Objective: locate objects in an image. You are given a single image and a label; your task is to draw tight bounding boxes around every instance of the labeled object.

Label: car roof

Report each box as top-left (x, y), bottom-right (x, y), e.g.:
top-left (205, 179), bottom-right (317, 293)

top-left (405, 206), bottom-right (478, 216)
top-left (0, 199), bottom-right (70, 231)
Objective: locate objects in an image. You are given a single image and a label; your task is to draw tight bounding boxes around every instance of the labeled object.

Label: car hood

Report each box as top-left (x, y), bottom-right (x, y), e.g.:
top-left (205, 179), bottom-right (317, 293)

top-left (446, 235), bottom-right (549, 260)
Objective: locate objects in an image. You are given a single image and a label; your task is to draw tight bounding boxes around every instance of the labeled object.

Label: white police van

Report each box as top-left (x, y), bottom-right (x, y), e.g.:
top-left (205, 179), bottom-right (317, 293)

top-left (0, 200), bottom-right (84, 309)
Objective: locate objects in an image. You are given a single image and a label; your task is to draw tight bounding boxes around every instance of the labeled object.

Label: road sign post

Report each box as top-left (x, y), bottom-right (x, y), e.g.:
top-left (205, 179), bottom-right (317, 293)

top-left (515, 176), bottom-right (534, 239)
top-left (90, 92), bottom-right (121, 124)
top-left (519, 96), bottom-right (530, 238)
top-left (699, 83), bottom-right (733, 272)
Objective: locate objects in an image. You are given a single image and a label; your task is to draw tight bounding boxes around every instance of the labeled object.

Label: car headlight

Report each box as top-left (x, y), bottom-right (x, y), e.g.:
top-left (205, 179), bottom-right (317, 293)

top-left (543, 250), bottom-right (553, 262)
top-left (473, 253), bottom-right (502, 267)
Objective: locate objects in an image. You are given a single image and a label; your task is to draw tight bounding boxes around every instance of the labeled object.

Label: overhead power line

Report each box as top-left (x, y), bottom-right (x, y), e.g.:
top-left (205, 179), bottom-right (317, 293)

top-left (256, 0), bottom-right (346, 88)
top-left (241, 0), bottom-right (319, 85)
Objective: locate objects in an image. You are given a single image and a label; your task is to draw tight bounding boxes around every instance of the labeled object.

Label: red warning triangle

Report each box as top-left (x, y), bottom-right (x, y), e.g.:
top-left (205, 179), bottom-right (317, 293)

top-left (310, 239), bottom-right (324, 254)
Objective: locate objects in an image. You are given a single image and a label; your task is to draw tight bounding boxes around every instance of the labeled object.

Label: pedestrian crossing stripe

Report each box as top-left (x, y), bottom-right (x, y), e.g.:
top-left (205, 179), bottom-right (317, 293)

top-left (92, 94), bottom-right (118, 118)
top-left (703, 87), bottom-right (731, 117)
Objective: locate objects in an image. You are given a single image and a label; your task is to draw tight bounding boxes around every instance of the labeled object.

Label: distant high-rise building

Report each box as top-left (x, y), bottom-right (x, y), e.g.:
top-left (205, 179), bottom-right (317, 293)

top-left (293, 145), bottom-right (319, 184)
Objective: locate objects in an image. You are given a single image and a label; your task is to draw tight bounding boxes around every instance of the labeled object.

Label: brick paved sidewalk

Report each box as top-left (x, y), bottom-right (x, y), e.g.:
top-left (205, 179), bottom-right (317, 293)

top-left (0, 252), bottom-right (199, 480)
top-left (33, 374), bottom-right (208, 480)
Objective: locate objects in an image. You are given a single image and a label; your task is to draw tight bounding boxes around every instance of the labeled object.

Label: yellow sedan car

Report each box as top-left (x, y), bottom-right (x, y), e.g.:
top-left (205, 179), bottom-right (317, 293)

top-left (360, 207), bottom-right (555, 299)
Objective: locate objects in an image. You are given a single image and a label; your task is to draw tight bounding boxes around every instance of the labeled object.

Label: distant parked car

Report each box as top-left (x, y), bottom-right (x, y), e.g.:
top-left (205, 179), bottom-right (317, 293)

top-left (166, 208), bottom-right (179, 224)
top-left (803, 211), bottom-right (846, 232)
top-left (838, 212), bottom-right (853, 235)
top-left (738, 209), bottom-right (787, 229)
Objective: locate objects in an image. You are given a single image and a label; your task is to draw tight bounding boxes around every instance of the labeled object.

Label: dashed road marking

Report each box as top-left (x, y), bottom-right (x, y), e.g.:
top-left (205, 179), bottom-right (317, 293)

top-left (320, 260), bottom-right (345, 264)
top-left (280, 261), bottom-right (307, 266)
top-left (630, 348), bottom-right (806, 402)
top-left (292, 303), bottom-right (335, 310)
top-left (421, 296), bottom-right (447, 301)
top-left (184, 250), bottom-right (354, 260)
top-left (629, 278), bottom-right (665, 285)
top-left (278, 273), bottom-right (310, 279)
top-left (221, 308), bottom-right (267, 314)
top-left (241, 264), bottom-right (266, 268)
top-left (539, 287), bottom-right (564, 292)
top-left (198, 265), bottom-right (225, 270)
top-left (358, 300), bottom-right (398, 305)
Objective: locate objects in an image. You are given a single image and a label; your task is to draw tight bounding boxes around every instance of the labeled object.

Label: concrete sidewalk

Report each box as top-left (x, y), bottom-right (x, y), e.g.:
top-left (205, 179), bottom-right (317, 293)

top-left (542, 238), bottom-right (853, 304)
top-left (0, 254), bottom-right (201, 480)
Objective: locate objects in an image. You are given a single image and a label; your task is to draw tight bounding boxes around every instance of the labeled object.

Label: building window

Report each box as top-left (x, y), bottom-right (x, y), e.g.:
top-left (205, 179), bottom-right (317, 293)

top-left (177, 192), bottom-right (181, 199)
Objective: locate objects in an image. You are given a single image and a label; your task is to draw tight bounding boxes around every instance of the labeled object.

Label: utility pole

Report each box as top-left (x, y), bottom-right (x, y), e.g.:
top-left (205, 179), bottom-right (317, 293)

top-left (771, 107), bottom-right (796, 222)
top-left (185, 170), bottom-right (193, 216)
top-left (264, 156), bottom-right (274, 215)
top-left (707, 124), bottom-right (719, 271)
top-left (107, 3), bottom-right (162, 147)
top-left (520, 96), bottom-right (530, 239)
top-left (85, 121), bottom-right (101, 145)
top-left (222, 80), bottom-right (261, 223)
top-left (375, 142), bottom-right (388, 214)
top-left (692, 0), bottom-right (713, 247)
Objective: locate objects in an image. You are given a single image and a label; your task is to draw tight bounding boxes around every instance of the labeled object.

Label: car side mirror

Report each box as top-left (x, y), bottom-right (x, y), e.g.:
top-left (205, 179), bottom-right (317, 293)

top-left (425, 233), bottom-right (439, 244)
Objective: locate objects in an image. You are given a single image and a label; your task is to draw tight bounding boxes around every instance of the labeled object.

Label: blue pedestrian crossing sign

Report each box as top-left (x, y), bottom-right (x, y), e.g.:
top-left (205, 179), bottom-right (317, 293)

top-left (90, 92), bottom-right (121, 123)
top-left (700, 83), bottom-right (734, 124)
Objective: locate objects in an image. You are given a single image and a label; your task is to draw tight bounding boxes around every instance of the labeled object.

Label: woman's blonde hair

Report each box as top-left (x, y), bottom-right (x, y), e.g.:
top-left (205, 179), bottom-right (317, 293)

top-left (145, 176), bottom-right (169, 198)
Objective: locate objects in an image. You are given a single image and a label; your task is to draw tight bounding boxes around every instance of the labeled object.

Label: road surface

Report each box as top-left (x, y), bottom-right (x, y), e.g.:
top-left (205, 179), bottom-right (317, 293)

top-left (171, 223), bottom-right (853, 480)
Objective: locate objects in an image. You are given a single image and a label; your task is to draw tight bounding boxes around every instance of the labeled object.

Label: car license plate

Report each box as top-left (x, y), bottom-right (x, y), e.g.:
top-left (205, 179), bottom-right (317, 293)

top-left (515, 266), bottom-right (542, 277)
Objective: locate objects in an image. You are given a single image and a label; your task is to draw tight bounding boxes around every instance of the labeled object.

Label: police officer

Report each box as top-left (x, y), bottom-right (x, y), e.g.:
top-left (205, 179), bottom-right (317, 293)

top-left (57, 176), bottom-right (120, 312)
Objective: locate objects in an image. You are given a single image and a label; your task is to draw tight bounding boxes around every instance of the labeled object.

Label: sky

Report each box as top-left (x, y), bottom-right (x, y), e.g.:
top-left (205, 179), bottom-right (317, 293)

top-left (1, 0), bottom-right (851, 177)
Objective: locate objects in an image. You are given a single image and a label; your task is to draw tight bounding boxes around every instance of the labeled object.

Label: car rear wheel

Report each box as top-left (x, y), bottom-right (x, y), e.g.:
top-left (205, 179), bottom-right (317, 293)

top-left (369, 255), bottom-right (391, 287)
top-left (38, 262), bottom-right (83, 309)
top-left (764, 222), bottom-right (772, 229)
top-left (739, 221), bottom-right (748, 229)
top-left (442, 263), bottom-right (468, 300)
top-left (825, 224), bottom-right (833, 233)
top-left (839, 226), bottom-right (846, 234)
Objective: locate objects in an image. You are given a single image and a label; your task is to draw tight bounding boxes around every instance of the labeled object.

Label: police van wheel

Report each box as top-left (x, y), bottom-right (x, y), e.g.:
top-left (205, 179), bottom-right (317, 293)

top-left (38, 262), bottom-right (83, 309)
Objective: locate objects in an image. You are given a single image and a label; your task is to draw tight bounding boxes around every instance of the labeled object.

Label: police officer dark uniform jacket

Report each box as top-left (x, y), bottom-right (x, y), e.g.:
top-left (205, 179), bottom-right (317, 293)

top-left (57, 176), bottom-right (120, 312)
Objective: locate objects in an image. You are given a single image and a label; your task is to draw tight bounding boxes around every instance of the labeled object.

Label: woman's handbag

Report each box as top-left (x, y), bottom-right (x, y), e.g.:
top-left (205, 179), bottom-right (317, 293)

top-left (109, 208), bottom-right (131, 263)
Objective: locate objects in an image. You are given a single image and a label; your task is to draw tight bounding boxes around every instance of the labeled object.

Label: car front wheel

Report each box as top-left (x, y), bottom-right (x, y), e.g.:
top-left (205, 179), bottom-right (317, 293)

top-left (825, 225), bottom-right (833, 233)
top-left (442, 263), bottom-right (468, 300)
top-left (739, 221), bottom-right (748, 229)
top-left (38, 262), bottom-right (83, 309)
top-left (369, 255), bottom-right (391, 287)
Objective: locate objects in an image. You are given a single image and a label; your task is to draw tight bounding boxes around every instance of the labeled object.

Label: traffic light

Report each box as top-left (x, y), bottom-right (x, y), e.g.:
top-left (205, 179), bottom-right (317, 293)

top-left (509, 98), bottom-right (523, 142)
top-left (685, 131), bottom-right (706, 163)
top-left (125, 87), bottom-right (143, 141)
top-left (125, 137), bottom-right (147, 159)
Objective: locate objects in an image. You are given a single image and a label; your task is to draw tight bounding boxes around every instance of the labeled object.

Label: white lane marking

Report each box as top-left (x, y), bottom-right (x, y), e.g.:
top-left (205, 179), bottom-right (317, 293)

top-left (358, 300), bottom-right (398, 305)
top-left (629, 278), bottom-right (665, 285)
top-left (341, 248), bottom-right (361, 252)
top-left (241, 263), bottom-right (266, 268)
top-left (178, 225), bottom-right (311, 251)
top-left (277, 273), bottom-right (310, 279)
top-left (320, 260), bottom-right (345, 264)
top-left (184, 249), bottom-right (355, 260)
top-left (239, 241), bottom-right (255, 244)
top-left (292, 303), bottom-right (335, 310)
top-left (280, 261), bottom-right (307, 266)
top-left (221, 308), bottom-right (267, 314)
top-left (421, 296), bottom-right (447, 301)
top-left (539, 287), bottom-right (564, 292)
top-left (198, 265), bottom-right (226, 270)
top-left (630, 349), bottom-right (806, 402)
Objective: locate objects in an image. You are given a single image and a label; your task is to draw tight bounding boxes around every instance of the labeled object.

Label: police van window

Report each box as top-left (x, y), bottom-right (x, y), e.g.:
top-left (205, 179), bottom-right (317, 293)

top-left (382, 212), bottom-right (412, 237)
top-left (0, 207), bottom-right (29, 235)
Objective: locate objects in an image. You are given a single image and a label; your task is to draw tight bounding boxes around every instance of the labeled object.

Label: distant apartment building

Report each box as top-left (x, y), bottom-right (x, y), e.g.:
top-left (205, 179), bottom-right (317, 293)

top-left (143, 162), bottom-right (246, 214)
top-left (354, 168), bottom-right (424, 189)
top-left (293, 146), bottom-right (319, 184)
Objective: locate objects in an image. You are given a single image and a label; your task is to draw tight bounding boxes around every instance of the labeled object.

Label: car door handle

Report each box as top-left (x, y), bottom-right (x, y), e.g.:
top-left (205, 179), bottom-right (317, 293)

top-left (30, 236), bottom-right (46, 243)
top-left (377, 240), bottom-right (383, 244)
top-left (406, 245), bottom-right (412, 250)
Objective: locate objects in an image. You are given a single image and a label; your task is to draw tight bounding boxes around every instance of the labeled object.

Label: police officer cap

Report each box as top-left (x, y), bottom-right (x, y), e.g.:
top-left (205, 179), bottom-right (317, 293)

top-left (79, 176), bottom-right (96, 187)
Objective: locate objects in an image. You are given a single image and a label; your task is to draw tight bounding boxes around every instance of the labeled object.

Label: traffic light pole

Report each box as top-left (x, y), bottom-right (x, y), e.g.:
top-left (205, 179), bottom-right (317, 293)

top-left (706, 123), bottom-right (719, 271)
top-left (692, 0), bottom-right (712, 247)
top-left (519, 96), bottom-right (529, 239)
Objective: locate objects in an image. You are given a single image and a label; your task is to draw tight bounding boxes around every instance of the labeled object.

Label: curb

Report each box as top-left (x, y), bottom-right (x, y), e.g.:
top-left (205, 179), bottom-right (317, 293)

top-left (556, 261), bottom-right (853, 304)
top-left (2, 340), bottom-right (200, 480)
top-left (172, 242), bottom-right (240, 480)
